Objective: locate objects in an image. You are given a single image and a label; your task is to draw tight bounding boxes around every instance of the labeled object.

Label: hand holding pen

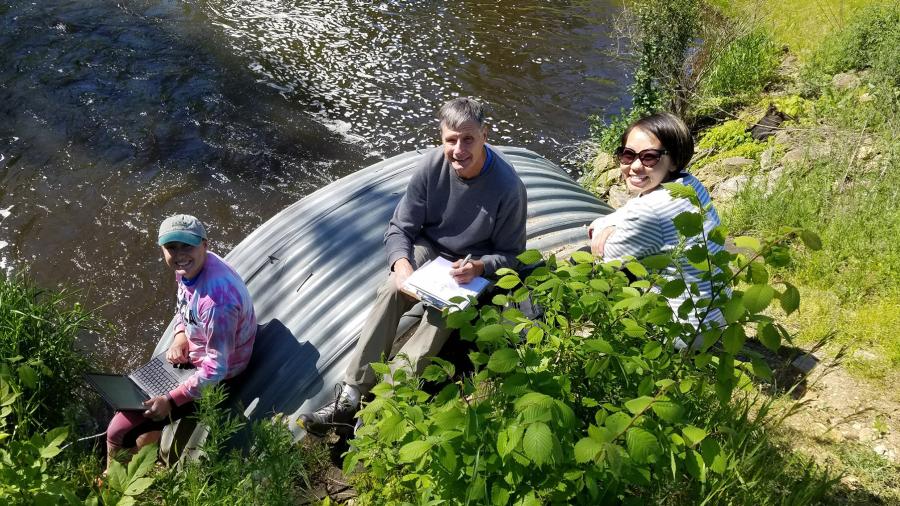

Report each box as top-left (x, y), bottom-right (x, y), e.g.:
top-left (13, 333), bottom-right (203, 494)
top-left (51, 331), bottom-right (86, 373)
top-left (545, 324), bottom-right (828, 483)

top-left (450, 253), bottom-right (483, 284)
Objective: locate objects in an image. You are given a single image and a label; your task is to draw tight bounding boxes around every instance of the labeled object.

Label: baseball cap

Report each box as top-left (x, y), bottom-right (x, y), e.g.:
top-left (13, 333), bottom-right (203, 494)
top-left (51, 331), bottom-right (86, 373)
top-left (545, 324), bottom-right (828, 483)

top-left (158, 214), bottom-right (207, 246)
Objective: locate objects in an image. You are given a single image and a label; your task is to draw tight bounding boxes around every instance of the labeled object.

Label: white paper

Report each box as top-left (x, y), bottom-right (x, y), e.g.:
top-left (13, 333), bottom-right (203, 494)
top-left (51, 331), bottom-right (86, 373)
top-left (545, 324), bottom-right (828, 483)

top-left (402, 257), bottom-right (489, 309)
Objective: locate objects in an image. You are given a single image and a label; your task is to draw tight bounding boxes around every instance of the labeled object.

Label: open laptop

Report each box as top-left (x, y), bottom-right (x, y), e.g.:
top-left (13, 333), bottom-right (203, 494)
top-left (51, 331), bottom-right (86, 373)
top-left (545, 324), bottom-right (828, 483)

top-left (85, 352), bottom-right (197, 411)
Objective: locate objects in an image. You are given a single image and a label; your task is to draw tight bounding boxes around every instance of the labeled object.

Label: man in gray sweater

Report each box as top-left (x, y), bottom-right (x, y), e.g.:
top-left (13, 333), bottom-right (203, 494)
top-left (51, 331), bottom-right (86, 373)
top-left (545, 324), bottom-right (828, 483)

top-left (300, 97), bottom-right (527, 433)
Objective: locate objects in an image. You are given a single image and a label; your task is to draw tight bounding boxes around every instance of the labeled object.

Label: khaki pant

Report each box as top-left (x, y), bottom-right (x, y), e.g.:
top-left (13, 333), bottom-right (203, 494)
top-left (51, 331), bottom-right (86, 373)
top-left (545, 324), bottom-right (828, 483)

top-left (344, 239), bottom-right (452, 393)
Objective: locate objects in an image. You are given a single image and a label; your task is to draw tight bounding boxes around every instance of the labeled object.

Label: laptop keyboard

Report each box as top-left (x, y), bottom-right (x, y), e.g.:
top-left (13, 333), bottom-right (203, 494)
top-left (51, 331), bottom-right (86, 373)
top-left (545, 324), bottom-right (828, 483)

top-left (131, 357), bottom-right (182, 397)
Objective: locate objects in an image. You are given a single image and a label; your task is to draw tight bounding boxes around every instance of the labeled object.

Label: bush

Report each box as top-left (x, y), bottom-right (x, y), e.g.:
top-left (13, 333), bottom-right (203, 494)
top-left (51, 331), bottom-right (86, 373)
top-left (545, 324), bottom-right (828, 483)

top-left (697, 29), bottom-right (781, 108)
top-left (0, 276), bottom-right (93, 435)
top-left (347, 184), bottom-right (830, 504)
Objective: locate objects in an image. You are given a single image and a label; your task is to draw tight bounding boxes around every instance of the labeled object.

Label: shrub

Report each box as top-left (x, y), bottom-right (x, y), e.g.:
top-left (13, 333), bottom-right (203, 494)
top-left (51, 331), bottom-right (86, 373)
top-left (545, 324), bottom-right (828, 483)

top-left (0, 276), bottom-right (93, 435)
top-left (810, 3), bottom-right (900, 85)
top-left (698, 29), bottom-right (781, 107)
top-left (347, 183), bottom-right (829, 504)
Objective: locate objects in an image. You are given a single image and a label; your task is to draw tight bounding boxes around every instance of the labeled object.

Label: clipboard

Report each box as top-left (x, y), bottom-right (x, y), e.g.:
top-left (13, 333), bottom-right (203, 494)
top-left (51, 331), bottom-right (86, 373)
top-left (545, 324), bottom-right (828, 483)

top-left (401, 257), bottom-right (489, 310)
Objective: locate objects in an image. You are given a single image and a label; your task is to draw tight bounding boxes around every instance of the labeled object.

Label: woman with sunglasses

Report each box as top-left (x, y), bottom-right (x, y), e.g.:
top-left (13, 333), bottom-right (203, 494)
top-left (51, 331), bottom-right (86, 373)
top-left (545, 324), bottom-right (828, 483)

top-left (588, 112), bottom-right (726, 340)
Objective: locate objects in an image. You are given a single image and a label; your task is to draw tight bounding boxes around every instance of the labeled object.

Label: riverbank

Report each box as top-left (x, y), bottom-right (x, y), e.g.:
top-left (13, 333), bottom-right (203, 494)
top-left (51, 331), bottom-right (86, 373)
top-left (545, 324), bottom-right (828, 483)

top-left (583, 0), bottom-right (900, 502)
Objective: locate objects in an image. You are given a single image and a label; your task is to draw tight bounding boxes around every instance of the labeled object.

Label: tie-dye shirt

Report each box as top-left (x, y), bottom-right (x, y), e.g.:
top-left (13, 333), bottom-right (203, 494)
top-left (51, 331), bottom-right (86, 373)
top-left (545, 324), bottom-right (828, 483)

top-left (168, 251), bottom-right (256, 406)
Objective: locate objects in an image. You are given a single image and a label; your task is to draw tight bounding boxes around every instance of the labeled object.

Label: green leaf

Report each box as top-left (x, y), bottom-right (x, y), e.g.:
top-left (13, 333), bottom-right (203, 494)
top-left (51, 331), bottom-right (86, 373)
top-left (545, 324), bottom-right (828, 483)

top-left (751, 358), bottom-right (773, 380)
top-left (800, 229), bottom-right (822, 251)
top-left (575, 436), bottom-right (603, 463)
top-left (641, 254), bottom-right (672, 270)
top-left (722, 325), bottom-right (746, 355)
top-left (477, 324), bottom-right (508, 345)
top-left (17, 364), bottom-right (37, 389)
top-left (747, 261), bottom-right (769, 284)
top-left (682, 425), bottom-right (707, 446)
top-left (571, 250), bottom-right (595, 264)
top-left (701, 438), bottom-right (727, 474)
top-left (625, 261), bottom-right (648, 278)
top-left (584, 339), bottom-right (614, 354)
top-left (369, 362), bottom-right (391, 375)
top-left (743, 284), bottom-right (774, 313)
top-left (517, 249), bottom-right (543, 265)
top-left (605, 412), bottom-right (631, 436)
top-left (525, 326), bottom-right (544, 344)
top-left (44, 426), bottom-right (68, 449)
top-left (626, 427), bottom-right (661, 464)
top-left (421, 365), bottom-right (447, 382)
top-left (39, 445), bottom-right (62, 459)
top-left (487, 349), bottom-right (519, 373)
top-left (496, 275), bottom-right (521, 290)
top-left (780, 282), bottom-right (800, 315)
top-left (589, 279), bottom-right (610, 292)
top-left (672, 211), bottom-right (703, 237)
top-left (439, 443), bottom-right (458, 473)
top-left (491, 294), bottom-right (508, 306)
top-left (651, 401), bottom-right (684, 423)
top-left (758, 322), bottom-right (781, 351)
top-left (663, 182), bottom-right (697, 200)
top-left (685, 448), bottom-right (707, 482)
top-left (723, 297), bottom-right (745, 323)
top-left (124, 477), bottom-right (154, 496)
top-left (733, 235), bottom-right (761, 252)
top-left (643, 341), bottom-right (662, 359)
top-left (624, 396), bottom-right (654, 415)
top-left (661, 279), bottom-right (687, 298)
top-left (491, 484), bottom-right (511, 506)
top-left (399, 439), bottom-right (433, 463)
top-left (522, 422), bottom-right (554, 466)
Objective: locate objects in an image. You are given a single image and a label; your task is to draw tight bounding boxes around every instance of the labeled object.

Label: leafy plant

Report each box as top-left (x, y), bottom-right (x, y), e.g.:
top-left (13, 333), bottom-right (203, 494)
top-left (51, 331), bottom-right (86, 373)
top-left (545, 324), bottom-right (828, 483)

top-left (346, 183), bottom-right (828, 504)
top-left (88, 444), bottom-right (157, 506)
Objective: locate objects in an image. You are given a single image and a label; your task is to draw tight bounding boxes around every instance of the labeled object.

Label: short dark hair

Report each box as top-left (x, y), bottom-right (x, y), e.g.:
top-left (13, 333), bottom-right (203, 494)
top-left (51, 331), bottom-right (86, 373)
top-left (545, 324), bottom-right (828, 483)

top-left (438, 97), bottom-right (487, 130)
top-left (620, 112), bottom-right (694, 171)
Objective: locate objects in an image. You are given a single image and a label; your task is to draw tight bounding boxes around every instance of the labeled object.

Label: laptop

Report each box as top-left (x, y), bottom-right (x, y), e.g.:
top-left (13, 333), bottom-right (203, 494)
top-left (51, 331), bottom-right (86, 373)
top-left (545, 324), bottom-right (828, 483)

top-left (85, 352), bottom-right (197, 411)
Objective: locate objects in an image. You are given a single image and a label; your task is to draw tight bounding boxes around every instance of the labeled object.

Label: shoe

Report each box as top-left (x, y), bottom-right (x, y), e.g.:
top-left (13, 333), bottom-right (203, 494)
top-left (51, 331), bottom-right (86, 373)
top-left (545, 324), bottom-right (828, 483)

top-left (298, 383), bottom-right (359, 435)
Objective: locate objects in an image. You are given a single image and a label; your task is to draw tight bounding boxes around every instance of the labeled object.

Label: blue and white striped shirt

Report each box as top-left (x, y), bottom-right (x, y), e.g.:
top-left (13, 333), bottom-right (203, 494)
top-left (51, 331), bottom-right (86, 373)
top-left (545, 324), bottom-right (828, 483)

top-left (591, 173), bottom-right (726, 332)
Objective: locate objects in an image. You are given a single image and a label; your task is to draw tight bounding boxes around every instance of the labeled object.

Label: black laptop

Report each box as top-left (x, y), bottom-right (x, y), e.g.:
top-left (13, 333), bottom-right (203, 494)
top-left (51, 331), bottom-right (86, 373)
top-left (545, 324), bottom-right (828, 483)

top-left (85, 352), bottom-right (196, 411)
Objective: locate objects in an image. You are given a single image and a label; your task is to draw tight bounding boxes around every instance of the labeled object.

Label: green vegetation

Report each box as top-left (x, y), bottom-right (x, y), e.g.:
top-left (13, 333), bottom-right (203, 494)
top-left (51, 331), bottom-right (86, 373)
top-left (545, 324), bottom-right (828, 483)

top-left (346, 188), bottom-right (831, 504)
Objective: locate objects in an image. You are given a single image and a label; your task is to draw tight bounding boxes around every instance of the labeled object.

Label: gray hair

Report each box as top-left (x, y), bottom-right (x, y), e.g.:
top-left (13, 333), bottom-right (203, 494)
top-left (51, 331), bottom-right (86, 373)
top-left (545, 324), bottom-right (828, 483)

top-left (438, 97), bottom-right (487, 130)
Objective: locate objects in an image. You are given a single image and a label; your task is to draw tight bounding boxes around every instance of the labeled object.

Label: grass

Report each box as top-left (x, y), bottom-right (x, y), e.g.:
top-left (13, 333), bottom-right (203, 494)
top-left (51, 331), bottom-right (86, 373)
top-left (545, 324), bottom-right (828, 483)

top-left (711, 0), bottom-right (876, 58)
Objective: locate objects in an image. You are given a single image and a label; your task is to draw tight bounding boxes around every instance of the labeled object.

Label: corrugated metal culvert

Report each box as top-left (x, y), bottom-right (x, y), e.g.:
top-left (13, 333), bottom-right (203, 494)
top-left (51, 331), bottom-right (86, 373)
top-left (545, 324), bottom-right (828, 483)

top-left (154, 146), bottom-right (612, 438)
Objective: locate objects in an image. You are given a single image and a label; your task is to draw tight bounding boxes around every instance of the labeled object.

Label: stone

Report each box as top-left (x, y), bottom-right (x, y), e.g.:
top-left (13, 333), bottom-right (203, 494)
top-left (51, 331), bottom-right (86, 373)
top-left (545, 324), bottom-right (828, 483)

top-left (711, 175), bottom-right (750, 201)
top-left (832, 72), bottom-right (861, 90)
top-left (759, 147), bottom-right (778, 172)
top-left (859, 92), bottom-right (874, 103)
top-left (774, 129), bottom-right (792, 145)
top-left (857, 427), bottom-right (878, 443)
top-left (873, 444), bottom-right (897, 463)
top-left (592, 151), bottom-right (616, 173)
top-left (718, 157), bottom-right (755, 170)
top-left (606, 184), bottom-right (630, 209)
top-left (749, 105), bottom-right (785, 141)
top-left (853, 349), bottom-right (878, 362)
top-left (764, 166), bottom-right (785, 196)
top-left (782, 149), bottom-right (806, 166)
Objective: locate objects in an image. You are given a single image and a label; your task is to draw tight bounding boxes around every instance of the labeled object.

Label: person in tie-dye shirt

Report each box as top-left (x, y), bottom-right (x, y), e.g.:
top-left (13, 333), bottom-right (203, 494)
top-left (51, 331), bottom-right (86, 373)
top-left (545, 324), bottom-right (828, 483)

top-left (105, 214), bottom-right (256, 471)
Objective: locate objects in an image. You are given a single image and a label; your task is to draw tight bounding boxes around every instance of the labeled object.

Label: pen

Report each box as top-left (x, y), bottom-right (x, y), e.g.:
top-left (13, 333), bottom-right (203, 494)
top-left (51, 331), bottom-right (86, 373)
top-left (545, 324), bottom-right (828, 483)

top-left (460, 254), bottom-right (472, 268)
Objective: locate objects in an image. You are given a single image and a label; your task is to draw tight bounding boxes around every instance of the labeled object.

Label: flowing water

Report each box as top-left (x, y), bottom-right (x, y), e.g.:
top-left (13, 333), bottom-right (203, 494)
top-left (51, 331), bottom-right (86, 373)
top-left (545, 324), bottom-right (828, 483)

top-left (0, 0), bottom-right (630, 368)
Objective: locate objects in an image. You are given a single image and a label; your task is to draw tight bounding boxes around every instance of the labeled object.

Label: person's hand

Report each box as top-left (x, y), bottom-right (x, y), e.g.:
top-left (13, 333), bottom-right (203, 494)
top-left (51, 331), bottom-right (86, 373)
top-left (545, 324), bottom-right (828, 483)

top-left (590, 226), bottom-right (616, 257)
top-left (392, 257), bottom-right (415, 293)
top-left (143, 395), bottom-right (172, 421)
top-left (450, 258), bottom-right (484, 285)
top-left (166, 331), bottom-right (189, 364)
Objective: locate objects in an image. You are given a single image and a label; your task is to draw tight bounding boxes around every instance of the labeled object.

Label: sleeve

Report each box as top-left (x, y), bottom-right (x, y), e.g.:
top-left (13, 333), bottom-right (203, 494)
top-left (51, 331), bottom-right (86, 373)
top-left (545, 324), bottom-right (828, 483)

top-left (173, 284), bottom-right (186, 335)
top-left (384, 163), bottom-right (429, 270)
top-left (601, 203), bottom-right (666, 261)
top-left (168, 303), bottom-right (239, 406)
top-left (479, 181), bottom-right (528, 276)
top-left (588, 209), bottom-right (626, 238)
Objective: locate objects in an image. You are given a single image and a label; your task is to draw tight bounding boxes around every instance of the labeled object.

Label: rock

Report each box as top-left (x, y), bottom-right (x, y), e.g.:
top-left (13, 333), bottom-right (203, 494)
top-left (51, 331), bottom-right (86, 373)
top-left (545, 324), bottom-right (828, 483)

top-left (832, 72), bottom-right (861, 90)
top-left (859, 92), bottom-right (874, 103)
top-left (606, 184), bottom-right (630, 209)
top-left (853, 349), bottom-right (879, 362)
top-left (760, 147), bottom-right (778, 172)
top-left (873, 444), bottom-right (897, 463)
top-left (764, 166), bottom-right (785, 196)
top-left (782, 149), bottom-right (806, 166)
top-left (840, 474), bottom-right (860, 489)
top-left (857, 427), bottom-right (878, 443)
top-left (774, 129), bottom-right (792, 145)
top-left (592, 151), bottom-right (616, 173)
top-left (694, 157), bottom-right (755, 192)
top-left (711, 175), bottom-right (750, 201)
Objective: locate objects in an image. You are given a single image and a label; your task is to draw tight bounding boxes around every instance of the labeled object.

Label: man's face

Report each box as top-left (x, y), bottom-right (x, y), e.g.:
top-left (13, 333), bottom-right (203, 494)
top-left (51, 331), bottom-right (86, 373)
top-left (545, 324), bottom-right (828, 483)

top-left (161, 240), bottom-right (207, 280)
top-left (441, 120), bottom-right (487, 179)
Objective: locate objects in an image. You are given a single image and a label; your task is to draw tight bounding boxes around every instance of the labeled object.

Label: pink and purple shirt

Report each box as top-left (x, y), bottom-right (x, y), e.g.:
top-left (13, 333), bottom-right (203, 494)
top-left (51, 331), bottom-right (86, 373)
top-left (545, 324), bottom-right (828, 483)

top-left (168, 251), bottom-right (256, 406)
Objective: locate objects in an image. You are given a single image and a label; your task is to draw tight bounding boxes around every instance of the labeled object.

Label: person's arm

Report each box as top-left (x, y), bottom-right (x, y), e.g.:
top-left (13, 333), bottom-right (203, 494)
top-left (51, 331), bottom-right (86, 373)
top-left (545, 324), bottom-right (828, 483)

top-left (167, 303), bottom-right (239, 407)
top-left (166, 330), bottom-right (189, 364)
top-left (479, 183), bottom-right (528, 276)
top-left (600, 203), bottom-right (665, 261)
top-left (384, 164), bottom-right (429, 272)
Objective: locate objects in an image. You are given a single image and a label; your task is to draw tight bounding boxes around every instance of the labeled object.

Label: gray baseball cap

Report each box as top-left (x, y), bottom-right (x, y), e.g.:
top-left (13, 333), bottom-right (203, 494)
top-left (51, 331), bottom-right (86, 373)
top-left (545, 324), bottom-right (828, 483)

top-left (158, 214), bottom-right (207, 246)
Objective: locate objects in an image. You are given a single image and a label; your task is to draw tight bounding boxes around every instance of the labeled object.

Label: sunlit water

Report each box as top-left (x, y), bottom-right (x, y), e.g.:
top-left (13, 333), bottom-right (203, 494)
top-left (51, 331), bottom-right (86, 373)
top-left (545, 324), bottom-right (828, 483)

top-left (0, 0), bottom-right (630, 368)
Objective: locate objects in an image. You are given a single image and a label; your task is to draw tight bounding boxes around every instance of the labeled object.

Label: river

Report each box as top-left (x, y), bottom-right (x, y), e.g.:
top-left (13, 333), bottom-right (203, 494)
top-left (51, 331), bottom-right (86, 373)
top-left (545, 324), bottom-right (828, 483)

top-left (0, 0), bottom-right (631, 368)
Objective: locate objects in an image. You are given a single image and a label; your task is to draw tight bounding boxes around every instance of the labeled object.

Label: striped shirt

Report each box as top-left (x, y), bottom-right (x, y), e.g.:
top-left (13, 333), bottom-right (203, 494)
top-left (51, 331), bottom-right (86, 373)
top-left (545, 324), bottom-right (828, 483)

top-left (169, 252), bottom-right (257, 406)
top-left (591, 173), bottom-right (726, 332)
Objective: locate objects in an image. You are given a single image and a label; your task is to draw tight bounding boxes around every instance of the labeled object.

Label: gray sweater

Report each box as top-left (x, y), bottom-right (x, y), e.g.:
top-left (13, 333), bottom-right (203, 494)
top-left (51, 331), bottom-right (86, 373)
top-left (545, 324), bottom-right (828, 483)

top-left (384, 146), bottom-right (527, 276)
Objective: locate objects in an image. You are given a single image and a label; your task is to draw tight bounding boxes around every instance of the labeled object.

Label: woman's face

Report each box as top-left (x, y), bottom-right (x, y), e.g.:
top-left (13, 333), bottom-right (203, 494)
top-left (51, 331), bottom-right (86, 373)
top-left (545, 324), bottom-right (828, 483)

top-left (619, 127), bottom-right (677, 195)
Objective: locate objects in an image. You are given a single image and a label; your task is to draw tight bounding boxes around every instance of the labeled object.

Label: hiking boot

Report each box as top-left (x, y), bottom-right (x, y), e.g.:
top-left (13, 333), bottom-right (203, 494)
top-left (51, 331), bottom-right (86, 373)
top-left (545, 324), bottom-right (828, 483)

top-left (298, 383), bottom-right (359, 435)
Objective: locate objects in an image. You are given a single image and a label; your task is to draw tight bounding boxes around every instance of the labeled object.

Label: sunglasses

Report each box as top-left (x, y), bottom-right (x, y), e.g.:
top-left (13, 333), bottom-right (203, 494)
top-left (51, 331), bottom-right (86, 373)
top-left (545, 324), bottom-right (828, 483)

top-left (614, 147), bottom-right (668, 167)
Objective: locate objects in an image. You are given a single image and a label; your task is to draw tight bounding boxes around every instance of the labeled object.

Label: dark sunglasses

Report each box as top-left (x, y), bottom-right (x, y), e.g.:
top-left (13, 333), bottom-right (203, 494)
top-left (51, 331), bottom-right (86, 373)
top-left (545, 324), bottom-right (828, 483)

top-left (614, 146), bottom-right (668, 167)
